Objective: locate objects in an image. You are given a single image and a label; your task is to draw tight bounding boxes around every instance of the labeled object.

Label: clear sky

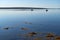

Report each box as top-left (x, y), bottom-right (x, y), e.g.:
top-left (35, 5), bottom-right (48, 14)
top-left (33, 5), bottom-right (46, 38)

top-left (0, 0), bottom-right (60, 8)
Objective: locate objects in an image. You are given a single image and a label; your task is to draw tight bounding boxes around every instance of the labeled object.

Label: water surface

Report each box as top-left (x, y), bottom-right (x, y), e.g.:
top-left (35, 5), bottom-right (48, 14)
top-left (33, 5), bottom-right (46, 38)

top-left (0, 9), bottom-right (60, 40)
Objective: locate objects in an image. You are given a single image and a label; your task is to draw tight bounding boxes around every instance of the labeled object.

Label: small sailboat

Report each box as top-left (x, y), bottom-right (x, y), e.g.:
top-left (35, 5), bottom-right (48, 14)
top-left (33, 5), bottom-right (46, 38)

top-left (46, 9), bottom-right (48, 12)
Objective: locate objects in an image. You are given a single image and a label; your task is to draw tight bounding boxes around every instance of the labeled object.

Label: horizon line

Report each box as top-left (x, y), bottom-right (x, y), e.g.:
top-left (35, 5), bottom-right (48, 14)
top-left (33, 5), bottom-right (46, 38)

top-left (0, 7), bottom-right (59, 9)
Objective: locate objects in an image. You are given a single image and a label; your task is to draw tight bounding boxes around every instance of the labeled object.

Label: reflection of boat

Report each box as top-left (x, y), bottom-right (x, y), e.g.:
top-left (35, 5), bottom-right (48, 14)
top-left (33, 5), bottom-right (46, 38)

top-left (31, 9), bottom-right (33, 11)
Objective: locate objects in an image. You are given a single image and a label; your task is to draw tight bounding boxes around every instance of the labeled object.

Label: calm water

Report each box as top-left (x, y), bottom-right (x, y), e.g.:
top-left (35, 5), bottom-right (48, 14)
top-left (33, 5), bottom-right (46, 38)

top-left (0, 9), bottom-right (60, 40)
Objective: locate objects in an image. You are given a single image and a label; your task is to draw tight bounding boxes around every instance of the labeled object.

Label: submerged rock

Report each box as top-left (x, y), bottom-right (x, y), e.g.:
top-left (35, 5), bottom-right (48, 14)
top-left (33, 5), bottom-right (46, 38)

top-left (55, 36), bottom-right (60, 40)
top-left (27, 32), bottom-right (37, 37)
top-left (45, 33), bottom-right (55, 40)
top-left (29, 22), bottom-right (32, 24)
top-left (24, 21), bottom-right (32, 24)
top-left (24, 22), bottom-right (28, 24)
top-left (21, 27), bottom-right (29, 30)
top-left (34, 37), bottom-right (42, 40)
top-left (46, 33), bottom-right (55, 37)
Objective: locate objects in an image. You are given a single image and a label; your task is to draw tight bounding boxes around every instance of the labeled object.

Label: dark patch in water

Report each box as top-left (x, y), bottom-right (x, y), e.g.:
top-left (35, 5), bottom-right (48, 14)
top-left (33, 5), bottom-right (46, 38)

top-left (3, 27), bottom-right (9, 30)
top-left (21, 27), bottom-right (29, 30)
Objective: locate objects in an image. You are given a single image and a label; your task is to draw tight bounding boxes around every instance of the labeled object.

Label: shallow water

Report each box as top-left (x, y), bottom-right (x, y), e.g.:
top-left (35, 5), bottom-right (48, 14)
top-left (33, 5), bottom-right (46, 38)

top-left (0, 9), bottom-right (60, 40)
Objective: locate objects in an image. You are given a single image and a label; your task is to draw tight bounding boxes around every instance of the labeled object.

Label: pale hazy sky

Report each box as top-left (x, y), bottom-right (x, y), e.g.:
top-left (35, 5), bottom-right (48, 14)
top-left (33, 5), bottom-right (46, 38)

top-left (0, 0), bottom-right (60, 8)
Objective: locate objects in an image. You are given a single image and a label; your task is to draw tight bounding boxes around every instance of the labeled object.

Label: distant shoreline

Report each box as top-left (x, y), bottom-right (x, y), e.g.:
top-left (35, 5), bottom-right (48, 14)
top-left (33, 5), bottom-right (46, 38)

top-left (0, 7), bottom-right (46, 9)
top-left (0, 7), bottom-right (59, 9)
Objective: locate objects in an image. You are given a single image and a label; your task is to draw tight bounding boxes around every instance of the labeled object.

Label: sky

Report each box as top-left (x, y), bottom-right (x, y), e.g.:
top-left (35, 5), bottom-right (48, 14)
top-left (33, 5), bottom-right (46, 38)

top-left (0, 0), bottom-right (60, 8)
